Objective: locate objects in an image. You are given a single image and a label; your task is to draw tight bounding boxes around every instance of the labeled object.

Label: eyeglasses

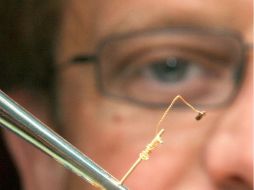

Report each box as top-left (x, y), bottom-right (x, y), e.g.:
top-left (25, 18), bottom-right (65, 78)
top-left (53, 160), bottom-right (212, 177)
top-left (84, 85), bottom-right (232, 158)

top-left (68, 27), bottom-right (249, 108)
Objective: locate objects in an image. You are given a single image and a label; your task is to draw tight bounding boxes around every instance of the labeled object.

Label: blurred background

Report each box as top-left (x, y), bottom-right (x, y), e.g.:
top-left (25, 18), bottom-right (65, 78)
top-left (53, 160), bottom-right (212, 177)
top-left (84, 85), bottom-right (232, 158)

top-left (0, 1), bottom-right (61, 189)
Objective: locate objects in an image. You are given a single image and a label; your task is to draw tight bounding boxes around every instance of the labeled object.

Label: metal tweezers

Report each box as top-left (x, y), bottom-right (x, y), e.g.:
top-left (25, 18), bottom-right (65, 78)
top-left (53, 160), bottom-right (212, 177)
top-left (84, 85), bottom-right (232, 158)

top-left (0, 90), bottom-right (128, 190)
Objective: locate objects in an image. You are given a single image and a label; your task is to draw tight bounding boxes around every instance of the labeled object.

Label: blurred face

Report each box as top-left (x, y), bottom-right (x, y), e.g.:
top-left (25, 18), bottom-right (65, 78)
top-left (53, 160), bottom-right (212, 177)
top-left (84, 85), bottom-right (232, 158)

top-left (55, 0), bottom-right (252, 189)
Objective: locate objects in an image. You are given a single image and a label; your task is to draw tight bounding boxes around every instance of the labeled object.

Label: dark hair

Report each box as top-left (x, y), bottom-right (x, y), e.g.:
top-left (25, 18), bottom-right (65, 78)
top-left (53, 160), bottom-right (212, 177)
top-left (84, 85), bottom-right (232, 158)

top-left (0, 2), bottom-right (63, 189)
top-left (0, 0), bottom-right (62, 91)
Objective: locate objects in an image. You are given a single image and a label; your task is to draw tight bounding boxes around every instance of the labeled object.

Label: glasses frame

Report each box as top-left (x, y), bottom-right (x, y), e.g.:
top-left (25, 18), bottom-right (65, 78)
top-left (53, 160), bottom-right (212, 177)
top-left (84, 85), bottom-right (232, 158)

top-left (66, 27), bottom-right (250, 109)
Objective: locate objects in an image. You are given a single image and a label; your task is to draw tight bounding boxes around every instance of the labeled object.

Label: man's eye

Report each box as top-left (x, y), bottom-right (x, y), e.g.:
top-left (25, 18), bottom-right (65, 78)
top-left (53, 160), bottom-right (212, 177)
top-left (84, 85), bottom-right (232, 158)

top-left (112, 50), bottom-right (228, 103)
top-left (145, 57), bottom-right (190, 83)
top-left (103, 44), bottom-right (233, 106)
top-left (99, 33), bottom-right (239, 106)
top-left (123, 49), bottom-right (216, 88)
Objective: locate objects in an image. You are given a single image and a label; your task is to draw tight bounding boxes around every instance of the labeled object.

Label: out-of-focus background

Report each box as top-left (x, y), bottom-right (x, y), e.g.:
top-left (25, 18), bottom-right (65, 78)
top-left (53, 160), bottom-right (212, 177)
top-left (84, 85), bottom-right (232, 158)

top-left (0, 133), bottom-right (20, 189)
top-left (0, 1), bottom-right (61, 189)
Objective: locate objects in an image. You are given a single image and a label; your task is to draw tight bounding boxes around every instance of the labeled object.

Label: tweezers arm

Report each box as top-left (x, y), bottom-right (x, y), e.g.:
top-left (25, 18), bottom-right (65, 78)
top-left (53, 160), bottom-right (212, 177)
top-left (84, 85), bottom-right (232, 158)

top-left (0, 90), bottom-right (127, 190)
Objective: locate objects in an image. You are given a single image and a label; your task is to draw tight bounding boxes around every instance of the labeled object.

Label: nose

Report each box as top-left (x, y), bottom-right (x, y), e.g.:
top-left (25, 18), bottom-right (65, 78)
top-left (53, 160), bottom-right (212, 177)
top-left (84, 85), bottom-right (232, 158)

top-left (205, 67), bottom-right (253, 189)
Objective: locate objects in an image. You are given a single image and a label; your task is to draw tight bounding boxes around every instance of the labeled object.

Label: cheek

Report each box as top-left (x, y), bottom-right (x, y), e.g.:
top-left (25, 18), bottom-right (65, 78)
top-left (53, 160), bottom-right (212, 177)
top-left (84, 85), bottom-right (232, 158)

top-left (60, 95), bottom-right (217, 184)
top-left (58, 75), bottom-right (158, 178)
top-left (63, 101), bottom-right (158, 176)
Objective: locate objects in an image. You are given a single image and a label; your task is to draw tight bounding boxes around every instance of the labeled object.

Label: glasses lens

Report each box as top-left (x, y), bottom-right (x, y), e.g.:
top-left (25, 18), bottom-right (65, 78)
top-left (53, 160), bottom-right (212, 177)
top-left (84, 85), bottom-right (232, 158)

top-left (99, 30), bottom-right (243, 107)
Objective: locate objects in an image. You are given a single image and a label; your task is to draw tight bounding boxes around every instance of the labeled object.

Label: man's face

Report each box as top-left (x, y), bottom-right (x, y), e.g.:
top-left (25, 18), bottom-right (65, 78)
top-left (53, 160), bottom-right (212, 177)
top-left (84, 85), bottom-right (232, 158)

top-left (56, 0), bottom-right (252, 189)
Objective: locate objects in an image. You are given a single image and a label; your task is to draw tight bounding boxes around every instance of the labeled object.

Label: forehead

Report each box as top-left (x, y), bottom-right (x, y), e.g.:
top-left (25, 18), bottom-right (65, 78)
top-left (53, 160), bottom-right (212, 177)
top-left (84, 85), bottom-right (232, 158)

top-left (76, 1), bottom-right (251, 31)
top-left (58, 0), bottom-right (252, 62)
top-left (99, 0), bottom-right (251, 35)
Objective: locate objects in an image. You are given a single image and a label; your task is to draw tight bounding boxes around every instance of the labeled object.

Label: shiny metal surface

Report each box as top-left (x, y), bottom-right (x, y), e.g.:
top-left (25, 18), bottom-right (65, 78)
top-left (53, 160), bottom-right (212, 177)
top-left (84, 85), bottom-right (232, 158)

top-left (0, 90), bottom-right (127, 190)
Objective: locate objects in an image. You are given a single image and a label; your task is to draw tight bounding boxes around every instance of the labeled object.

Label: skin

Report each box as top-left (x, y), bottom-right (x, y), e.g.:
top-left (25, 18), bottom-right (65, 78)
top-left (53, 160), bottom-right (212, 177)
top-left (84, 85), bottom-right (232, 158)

top-left (3, 0), bottom-right (253, 190)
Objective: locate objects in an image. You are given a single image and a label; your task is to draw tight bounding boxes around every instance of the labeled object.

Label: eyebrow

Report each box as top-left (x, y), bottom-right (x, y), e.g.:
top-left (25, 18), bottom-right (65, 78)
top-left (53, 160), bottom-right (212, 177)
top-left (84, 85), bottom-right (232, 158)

top-left (98, 19), bottom-right (208, 43)
top-left (95, 6), bottom-right (228, 43)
